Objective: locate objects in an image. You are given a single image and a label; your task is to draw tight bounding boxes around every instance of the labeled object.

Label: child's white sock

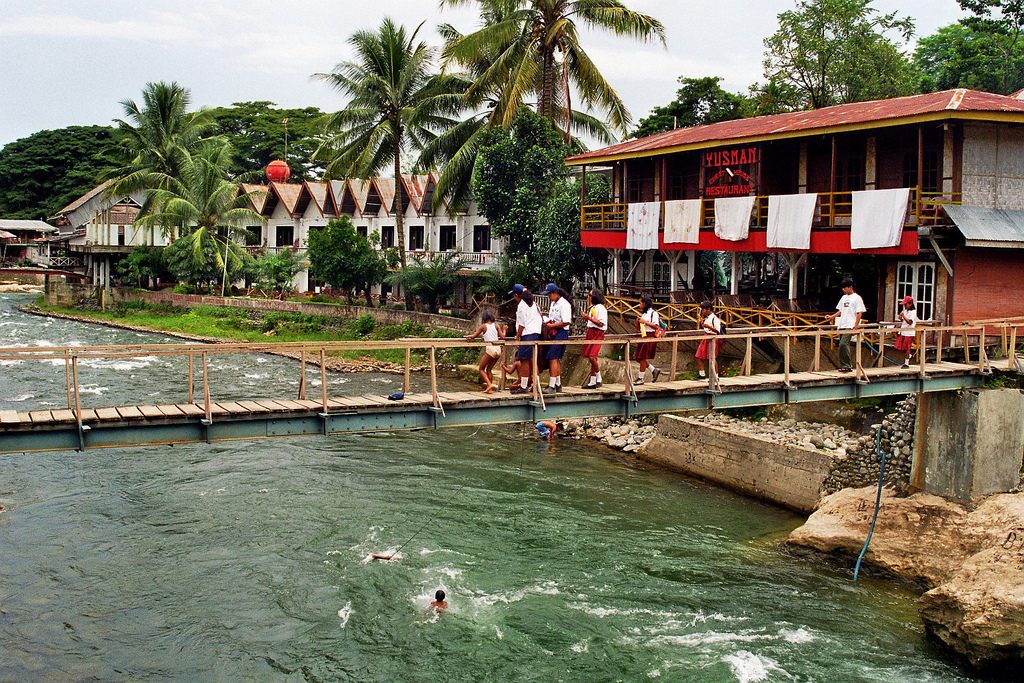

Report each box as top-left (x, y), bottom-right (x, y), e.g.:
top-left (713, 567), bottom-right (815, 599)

top-left (520, 377), bottom-right (528, 389)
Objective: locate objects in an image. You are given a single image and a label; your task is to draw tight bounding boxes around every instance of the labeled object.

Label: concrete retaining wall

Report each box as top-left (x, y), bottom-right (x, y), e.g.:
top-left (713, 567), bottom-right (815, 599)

top-left (44, 283), bottom-right (476, 333)
top-left (640, 414), bottom-right (832, 512)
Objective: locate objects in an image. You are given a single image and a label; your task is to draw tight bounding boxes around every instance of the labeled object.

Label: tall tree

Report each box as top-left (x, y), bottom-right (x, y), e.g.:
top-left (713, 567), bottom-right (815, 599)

top-left (914, 23), bottom-right (1024, 93)
top-left (762, 0), bottom-right (919, 109)
top-left (947, 0), bottom-right (1024, 93)
top-left (533, 173), bottom-right (610, 285)
top-left (108, 81), bottom-right (214, 198)
top-left (314, 18), bottom-right (465, 287)
top-left (631, 77), bottom-right (747, 139)
top-left (306, 217), bottom-right (393, 306)
top-left (207, 101), bottom-right (327, 179)
top-left (0, 126), bottom-right (121, 220)
top-left (441, 0), bottom-right (665, 135)
top-left (136, 142), bottom-right (262, 294)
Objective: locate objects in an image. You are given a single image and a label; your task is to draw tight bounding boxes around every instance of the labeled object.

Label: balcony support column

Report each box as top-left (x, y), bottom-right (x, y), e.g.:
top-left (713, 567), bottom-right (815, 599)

top-left (730, 252), bottom-right (740, 295)
top-left (686, 250), bottom-right (697, 288)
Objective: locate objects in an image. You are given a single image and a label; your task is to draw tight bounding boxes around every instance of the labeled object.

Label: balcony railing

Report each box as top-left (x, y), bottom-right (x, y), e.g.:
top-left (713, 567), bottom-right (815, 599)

top-left (581, 188), bottom-right (961, 232)
top-left (404, 250), bottom-right (499, 268)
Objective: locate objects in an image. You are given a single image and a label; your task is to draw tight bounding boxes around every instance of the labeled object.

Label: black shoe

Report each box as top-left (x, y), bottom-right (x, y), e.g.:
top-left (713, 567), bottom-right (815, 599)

top-left (542, 386), bottom-right (559, 395)
top-left (510, 386), bottom-right (528, 395)
top-left (581, 382), bottom-right (597, 389)
top-left (901, 362), bottom-right (910, 369)
top-left (838, 367), bottom-right (852, 373)
top-left (651, 368), bottom-right (662, 383)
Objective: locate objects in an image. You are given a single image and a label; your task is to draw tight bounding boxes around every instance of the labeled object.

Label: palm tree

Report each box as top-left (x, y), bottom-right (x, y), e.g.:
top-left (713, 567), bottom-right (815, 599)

top-left (136, 142), bottom-right (263, 295)
top-left (387, 252), bottom-right (469, 313)
top-left (314, 19), bottom-right (466, 284)
top-left (108, 81), bottom-right (214, 199)
top-left (441, 0), bottom-right (665, 135)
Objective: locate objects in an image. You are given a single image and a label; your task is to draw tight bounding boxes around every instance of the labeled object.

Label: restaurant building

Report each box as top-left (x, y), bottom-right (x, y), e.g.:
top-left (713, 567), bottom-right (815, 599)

top-left (566, 88), bottom-right (1024, 325)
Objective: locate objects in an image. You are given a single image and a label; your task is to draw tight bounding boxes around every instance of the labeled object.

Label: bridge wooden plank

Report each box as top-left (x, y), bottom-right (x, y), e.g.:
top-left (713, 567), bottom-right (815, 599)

top-left (138, 406), bottom-right (164, 418)
top-left (79, 409), bottom-right (98, 421)
top-left (156, 405), bottom-right (185, 417)
top-left (177, 404), bottom-right (205, 417)
top-left (249, 400), bottom-right (288, 412)
top-left (95, 407), bottom-right (120, 421)
top-left (209, 403), bottom-right (231, 416)
top-left (400, 393), bottom-right (434, 405)
top-left (0, 409), bottom-right (25, 424)
top-left (263, 399), bottom-right (303, 411)
top-left (28, 410), bottom-right (54, 423)
top-left (215, 402), bottom-right (248, 415)
top-left (294, 399), bottom-right (323, 410)
top-left (116, 406), bottom-right (144, 419)
top-left (49, 409), bottom-right (76, 423)
top-left (327, 397), bottom-right (363, 409)
top-left (236, 400), bottom-right (272, 413)
top-left (354, 395), bottom-right (392, 407)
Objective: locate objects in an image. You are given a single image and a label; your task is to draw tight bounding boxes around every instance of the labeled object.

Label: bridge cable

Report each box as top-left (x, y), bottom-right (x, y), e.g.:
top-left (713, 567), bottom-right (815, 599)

top-left (852, 425), bottom-right (887, 583)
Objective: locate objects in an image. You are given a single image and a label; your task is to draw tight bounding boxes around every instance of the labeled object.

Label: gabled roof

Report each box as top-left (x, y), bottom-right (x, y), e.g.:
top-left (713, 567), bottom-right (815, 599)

top-left (241, 183), bottom-right (269, 213)
top-left (268, 182), bottom-right (303, 216)
top-left (398, 174), bottom-right (435, 215)
top-left (348, 179), bottom-right (371, 215)
top-left (52, 180), bottom-right (112, 216)
top-left (305, 181), bottom-right (337, 217)
top-left (0, 219), bottom-right (58, 234)
top-left (945, 205), bottom-right (1024, 248)
top-left (567, 89), bottom-right (1024, 165)
top-left (374, 178), bottom-right (395, 215)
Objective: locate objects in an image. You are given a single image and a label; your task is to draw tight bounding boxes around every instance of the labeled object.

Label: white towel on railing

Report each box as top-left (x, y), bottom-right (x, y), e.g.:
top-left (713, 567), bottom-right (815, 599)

top-left (626, 201), bottom-right (660, 250)
top-left (767, 193), bottom-right (818, 250)
top-left (850, 188), bottom-right (910, 249)
top-left (714, 196), bottom-right (755, 241)
top-left (663, 199), bottom-right (702, 244)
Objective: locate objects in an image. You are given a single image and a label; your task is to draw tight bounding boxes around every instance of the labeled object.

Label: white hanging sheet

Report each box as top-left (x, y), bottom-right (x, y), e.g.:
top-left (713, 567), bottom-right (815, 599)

top-left (714, 196), bottom-right (756, 241)
top-left (626, 201), bottom-right (661, 250)
top-left (850, 188), bottom-right (910, 249)
top-left (767, 193), bottom-right (818, 250)
top-left (663, 199), bottom-right (702, 244)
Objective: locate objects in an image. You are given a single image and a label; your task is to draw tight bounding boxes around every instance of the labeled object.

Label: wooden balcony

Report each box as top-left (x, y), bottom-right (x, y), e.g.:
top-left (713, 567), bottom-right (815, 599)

top-left (581, 189), bottom-right (961, 233)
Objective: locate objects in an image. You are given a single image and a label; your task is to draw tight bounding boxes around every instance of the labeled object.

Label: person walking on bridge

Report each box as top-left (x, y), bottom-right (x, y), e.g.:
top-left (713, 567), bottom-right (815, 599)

top-left (580, 289), bottom-right (608, 389)
top-left (633, 295), bottom-right (662, 385)
top-left (826, 279), bottom-right (866, 373)
top-left (510, 284), bottom-right (543, 395)
top-left (696, 301), bottom-right (723, 379)
top-left (896, 295), bottom-right (917, 368)
top-left (542, 283), bottom-right (572, 394)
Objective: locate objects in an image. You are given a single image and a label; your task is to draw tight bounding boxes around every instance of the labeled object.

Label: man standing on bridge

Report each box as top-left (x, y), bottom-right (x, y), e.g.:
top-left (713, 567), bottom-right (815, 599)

top-left (826, 279), bottom-right (866, 373)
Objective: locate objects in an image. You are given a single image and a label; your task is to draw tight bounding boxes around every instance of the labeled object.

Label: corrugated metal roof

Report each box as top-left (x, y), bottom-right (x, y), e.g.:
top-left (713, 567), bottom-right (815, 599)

top-left (945, 205), bottom-right (1024, 248)
top-left (0, 219), bottom-right (58, 233)
top-left (0, 230), bottom-right (16, 239)
top-left (52, 180), bottom-right (112, 216)
top-left (568, 89), bottom-right (1024, 164)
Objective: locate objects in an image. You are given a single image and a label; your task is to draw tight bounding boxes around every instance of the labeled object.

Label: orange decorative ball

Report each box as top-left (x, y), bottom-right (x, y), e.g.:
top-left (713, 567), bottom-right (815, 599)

top-left (266, 160), bottom-right (291, 182)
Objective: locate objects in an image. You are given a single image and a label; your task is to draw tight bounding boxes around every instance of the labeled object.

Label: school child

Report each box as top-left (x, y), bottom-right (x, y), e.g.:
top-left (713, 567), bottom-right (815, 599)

top-left (696, 301), bottom-right (723, 379)
top-left (580, 289), bottom-right (608, 389)
top-left (542, 283), bottom-right (572, 394)
top-left (895, 295), bottom-right (917, 368)
top-left (633, 295), bottom-right (662, 385)
top-left (510, 284), bottom-right (543, 395)
top-left (465, 312), bottom-right (506, 393)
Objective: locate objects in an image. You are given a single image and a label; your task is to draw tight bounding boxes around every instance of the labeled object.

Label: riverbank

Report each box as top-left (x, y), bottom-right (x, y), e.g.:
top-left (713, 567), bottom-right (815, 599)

top-left (24, 301), bottom-right (476, 373)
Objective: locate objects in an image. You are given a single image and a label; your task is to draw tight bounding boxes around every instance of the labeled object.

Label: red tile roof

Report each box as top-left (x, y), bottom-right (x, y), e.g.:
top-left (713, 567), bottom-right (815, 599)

top-left (567, 89), bottom-right (1024, 164)
top-left (270, 182), bottom-right (303, 215)
top-left (241, 183), bottom-right (269, 213)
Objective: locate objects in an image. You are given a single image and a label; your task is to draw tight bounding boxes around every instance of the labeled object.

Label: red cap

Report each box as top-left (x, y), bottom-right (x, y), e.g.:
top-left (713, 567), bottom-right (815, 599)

top-left (900, 295), bottom-right (914, 305)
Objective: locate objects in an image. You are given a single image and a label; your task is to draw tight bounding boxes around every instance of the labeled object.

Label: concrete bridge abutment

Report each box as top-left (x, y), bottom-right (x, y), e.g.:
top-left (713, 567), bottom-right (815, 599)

top-left (913, 389), bottom-right (1024, 502)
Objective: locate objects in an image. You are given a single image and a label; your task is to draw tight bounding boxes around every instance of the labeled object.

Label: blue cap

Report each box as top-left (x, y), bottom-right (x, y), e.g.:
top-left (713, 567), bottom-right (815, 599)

top-left (542, 283), bottom-right (559, 295)
top-left (509, 283), bottom-right (526, 296)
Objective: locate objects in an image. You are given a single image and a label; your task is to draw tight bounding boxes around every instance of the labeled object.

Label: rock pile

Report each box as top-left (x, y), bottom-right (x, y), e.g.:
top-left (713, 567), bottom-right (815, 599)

top-left (823, 396), bottom-right (917, 495)
top-left (695, 412), bottom-right (862, 453)
top-left (561, 417), bottom-right (657, 453)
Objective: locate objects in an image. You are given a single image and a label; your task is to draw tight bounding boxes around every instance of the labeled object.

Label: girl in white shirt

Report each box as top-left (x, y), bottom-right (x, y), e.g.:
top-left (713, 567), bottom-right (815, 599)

top-left (895, 295), bottom-right (918, 368)
top-left (465, 312), bottom-right (506, 393)
top-left (580, 289), bottom-right (608, 389)
top-left (633, 295), bottom-right (662, 384)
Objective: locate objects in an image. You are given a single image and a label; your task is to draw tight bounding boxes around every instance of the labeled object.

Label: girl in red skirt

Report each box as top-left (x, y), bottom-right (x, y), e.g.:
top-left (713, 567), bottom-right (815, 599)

top-left (895, 295), bottom-right (917, 368)
top-left (633, 295), bottom-right (662, 384)
top-left (580, 289), bottom-right (608, 389)
top-left (696, 300), bottom-right (723, 379)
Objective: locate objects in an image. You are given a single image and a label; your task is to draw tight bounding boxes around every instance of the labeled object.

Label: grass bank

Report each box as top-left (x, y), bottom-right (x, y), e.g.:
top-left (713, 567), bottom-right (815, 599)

top-left (34, 300), bottom-right (477, 368)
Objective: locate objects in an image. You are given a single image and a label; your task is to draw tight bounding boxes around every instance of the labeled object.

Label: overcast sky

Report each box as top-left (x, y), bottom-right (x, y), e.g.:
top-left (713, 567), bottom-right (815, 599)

top-left (0, 0), bottom-right (967, 147)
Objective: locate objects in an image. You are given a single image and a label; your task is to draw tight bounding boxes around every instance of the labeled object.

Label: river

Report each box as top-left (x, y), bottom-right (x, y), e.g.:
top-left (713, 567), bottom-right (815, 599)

top-left (0, 294), bottom-right (979, 682)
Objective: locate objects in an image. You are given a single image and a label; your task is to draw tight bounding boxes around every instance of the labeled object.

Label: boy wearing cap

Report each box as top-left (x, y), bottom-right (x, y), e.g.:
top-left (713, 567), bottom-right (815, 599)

top-left (542, 283), bottom-right (572, 394)
top-left (826, 279), bottom-right (867, 373)
top-left (896, 295), bottom-right (917, 368)
top-left (510, 284), bottom-right (543, 395)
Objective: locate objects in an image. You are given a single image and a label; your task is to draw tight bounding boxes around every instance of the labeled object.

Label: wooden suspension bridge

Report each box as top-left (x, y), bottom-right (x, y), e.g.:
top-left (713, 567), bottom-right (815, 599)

top-left (0, 320), bottom-right (1020, 455)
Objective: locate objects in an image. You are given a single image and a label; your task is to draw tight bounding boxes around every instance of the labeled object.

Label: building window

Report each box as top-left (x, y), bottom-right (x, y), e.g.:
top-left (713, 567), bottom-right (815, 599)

top-left (276, 225), bottom-right (294, 248)
top-left (653, 260), bottom-right (672, 295)
top-left (473, 225), bottom-right (491, 252)
top-left (381, 226), bottom-right (395, 248)
top-left (897, 261), bottom-right (935, 321)
top-left (440, 225), bottom-right (456, 251)
top-left (356, 225), bottom-right (368, 237)
top-left (245, 226), bottom-right (262, 246)
top-left (409, 225), bottom-right (425, 251)
top-left (117, 226), bottom-right (126, 246)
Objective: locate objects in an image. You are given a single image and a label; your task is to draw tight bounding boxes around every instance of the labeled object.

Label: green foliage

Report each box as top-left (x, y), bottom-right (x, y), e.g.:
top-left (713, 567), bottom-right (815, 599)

top-left (533, 174), bottom-right (610, 285)
top-left (632, 77), bottom-right (747, 139)
top-left (0, 126), bottom-right (122, 220)
top-left (915, 17), bottom-right (1024, 94)
top-left (474, 110), bottom-right (571, 265)
top-left (354, 313), bottom-right (377, 336)
top-left (472, 255), bottom-right (536, 299)
top-left (387, 252), bottom-right (468, 313)
top-left (164, 229), bottom-right (249, 290)
top-left (207, 101), bottom-right (326, 179)
top-left (115, 248), bottom-right (167, 287)
top-left (251, 248), bottom-right (306, 293)
top-left (763, 0), bottom-right (919, 109)
top-left (306, 217), bottom-right (389, 303)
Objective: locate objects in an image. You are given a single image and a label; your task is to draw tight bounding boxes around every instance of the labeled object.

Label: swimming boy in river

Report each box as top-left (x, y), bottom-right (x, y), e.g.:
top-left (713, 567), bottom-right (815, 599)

top-left (430, 589), bottom-right (448, 610)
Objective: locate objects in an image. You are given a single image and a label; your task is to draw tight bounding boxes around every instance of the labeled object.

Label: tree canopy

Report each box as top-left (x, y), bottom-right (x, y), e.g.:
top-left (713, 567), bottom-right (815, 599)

top-left (207, 101), bottom-right (326, 180)
top-left (0, 125), bottom-right (122, 220)
top-left (631, 77), bottom-right (747, 138)
top-left (533, 173), bottom-right (610, 285)
top-left (762, 0), bottom-right (919, 109)
top-left (306, 217), bottom-right (392, 305)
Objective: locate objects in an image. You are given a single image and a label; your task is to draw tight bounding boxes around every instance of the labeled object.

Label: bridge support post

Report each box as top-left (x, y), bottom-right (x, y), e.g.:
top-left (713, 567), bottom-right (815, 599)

top-left (913, 388), bottom-right (1024, 501)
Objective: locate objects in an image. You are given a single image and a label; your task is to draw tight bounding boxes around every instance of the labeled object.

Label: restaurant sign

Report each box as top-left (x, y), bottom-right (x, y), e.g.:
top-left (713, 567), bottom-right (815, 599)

top-left (703, 146), bottom-right (759, 197)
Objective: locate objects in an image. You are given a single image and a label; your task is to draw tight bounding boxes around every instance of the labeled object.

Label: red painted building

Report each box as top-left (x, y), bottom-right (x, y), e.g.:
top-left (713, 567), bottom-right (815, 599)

top-left (567, 89), bottom-right (1024, 325)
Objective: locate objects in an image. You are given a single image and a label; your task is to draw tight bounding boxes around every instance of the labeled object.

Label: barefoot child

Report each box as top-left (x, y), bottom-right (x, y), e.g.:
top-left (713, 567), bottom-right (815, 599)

top-left (896, 295), bottom-right (917, 368)
top-left (466, 312), bottom-right (506, 393)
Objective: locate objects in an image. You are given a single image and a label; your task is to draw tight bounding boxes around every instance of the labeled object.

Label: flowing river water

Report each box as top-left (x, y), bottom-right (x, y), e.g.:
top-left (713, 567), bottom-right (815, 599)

top-left (0, 294), bottom-right (980, 682)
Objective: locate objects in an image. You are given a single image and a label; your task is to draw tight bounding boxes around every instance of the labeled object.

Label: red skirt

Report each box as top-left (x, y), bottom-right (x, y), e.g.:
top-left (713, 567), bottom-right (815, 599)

top-left (633, 338), bottom-right (658, 361)
top-left (581, 328), bottom-right (605, 358)
top-left (696, 337), bottom-right (724, 360)
top-left (894, 334), bottom-right (914, 351)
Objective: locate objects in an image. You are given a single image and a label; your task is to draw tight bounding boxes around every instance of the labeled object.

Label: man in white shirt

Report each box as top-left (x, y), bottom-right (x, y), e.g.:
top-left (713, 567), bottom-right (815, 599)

top-left (826, 278), bottom-right (867, 373)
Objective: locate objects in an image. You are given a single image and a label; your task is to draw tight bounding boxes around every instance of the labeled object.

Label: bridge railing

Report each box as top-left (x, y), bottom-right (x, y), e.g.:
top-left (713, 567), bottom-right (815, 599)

top-left (1, 319), bottom-right (1021, 430)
